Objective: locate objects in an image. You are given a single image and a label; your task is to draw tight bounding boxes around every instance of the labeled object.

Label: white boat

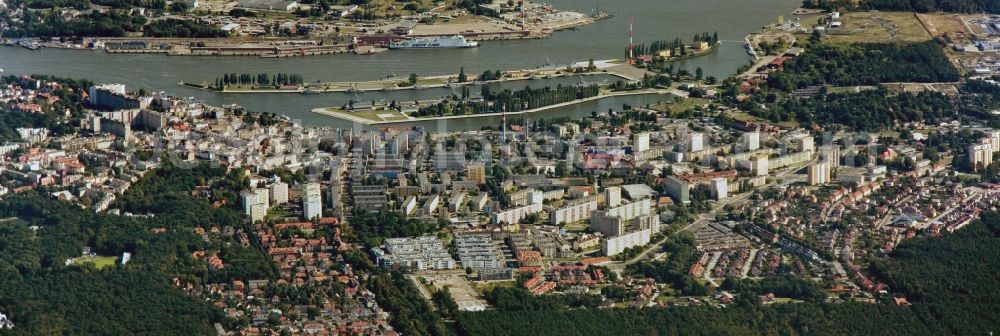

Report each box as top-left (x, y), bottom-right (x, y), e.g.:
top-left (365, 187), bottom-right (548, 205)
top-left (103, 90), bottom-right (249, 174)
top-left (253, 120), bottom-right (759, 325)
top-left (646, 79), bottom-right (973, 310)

top-left (389, 35), bottom-right (478, 49)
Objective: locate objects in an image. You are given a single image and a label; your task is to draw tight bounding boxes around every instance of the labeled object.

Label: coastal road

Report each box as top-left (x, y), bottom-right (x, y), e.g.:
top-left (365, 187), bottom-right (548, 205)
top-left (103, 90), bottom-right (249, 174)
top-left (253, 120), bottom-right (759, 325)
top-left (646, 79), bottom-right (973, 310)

top-left (737, 34), bottom-right (798, 79)
top-left (738, 55), bottom-right (779, 78)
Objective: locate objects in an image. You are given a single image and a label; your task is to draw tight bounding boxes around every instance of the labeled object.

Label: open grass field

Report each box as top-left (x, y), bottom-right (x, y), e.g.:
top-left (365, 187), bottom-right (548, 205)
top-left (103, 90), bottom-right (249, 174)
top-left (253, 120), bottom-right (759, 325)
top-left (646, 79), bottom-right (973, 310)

top-left (563, 221), bottom-right (590, 232)
top-left (474, 280), bottom-right (517, 295)
top-left (917, 13), bottom-right (973, 41)
top-left (823, 12), bottom-right (932, 44)
top-left (649, 97), bottom-right (710, 115)
top-left (367, 0), bottom-right (444, 16)
top-left (70, 255), bottom-right (119, 270)
top-left (349, 109), bottom-right (411, 122)
top-left (422, 273), bottom-right (488, 311)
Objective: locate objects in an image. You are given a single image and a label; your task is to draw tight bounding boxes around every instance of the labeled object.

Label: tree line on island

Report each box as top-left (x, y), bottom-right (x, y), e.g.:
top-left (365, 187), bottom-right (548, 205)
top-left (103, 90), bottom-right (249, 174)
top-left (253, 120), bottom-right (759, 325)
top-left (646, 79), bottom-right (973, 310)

top-left (455, 68), bottom-right (505, 83)
top-left (214, 73), bottom-right (305, 89)
top-left (411, 84), bottom-right (600, 117)
top-left (631, 31), bottom-right (720, 58)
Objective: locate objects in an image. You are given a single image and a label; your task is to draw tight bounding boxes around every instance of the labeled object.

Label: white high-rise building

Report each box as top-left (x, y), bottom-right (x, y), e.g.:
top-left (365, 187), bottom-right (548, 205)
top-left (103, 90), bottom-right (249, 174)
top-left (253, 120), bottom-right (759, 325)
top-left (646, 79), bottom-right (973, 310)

top-left (750, 155), bottom-right (768, 176)
top-left (602, 229), bottom-right (652, 256)
top-left (792, 135), bottom-right (815, 154)
top-left (809, 161), bottom-right (832, 185)
top-left (270, 182), bottom-right (289, 204)
top-left (302, 183), bottom-right (323, 220)
top-left (527, 190), bottom-right (543, 205)
top-left (88, 84), bottom-right (127, 105)
top-left (241, 190), bottom-right (268, 223)
top-left (401, 196), bottom-right (417, 215)
top-left (687, 132), bottom-right (704, 152)
top-left (711, 178), bottom-right (728, 200)
top-left (423, 195), bottom-right (440, 214)
top-left (969, 142), bottom-right (993, 172)
top-left (254, 187), bottom-right (270, 208)
top-left (550, 200), bottom-right (598, 225)
top-left (989, 131), bottom-right (1000, 154)
top-left (633, 132), bottom-right (650, 152)
top-left (605, 186), bottom-right (622, 208)
top-left (742, 131), bottom-right (760, 151)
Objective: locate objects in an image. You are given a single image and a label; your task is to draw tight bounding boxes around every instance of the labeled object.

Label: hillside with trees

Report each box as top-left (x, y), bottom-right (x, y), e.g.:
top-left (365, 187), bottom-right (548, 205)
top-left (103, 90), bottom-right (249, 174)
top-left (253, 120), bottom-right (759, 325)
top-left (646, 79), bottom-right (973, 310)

top-left (734, 78), bottom-right (1000, 130)
top-left (3, 10), bottom-right (147, 38)
top-left (746, 88), bottom-right (957, 130)
top-left (720, 39), bottom-right (1000, 130)
top-left (2, 9), bottom-right (224, 38)
top-left (0, 193), bottom-right (226, 334)
top-left (0, 163), bottom-right (278, 333)
top-left (0, 75), bottom-right (91, 142)
top-left (0, 269), bottom-right (223, 335)
top-left (803, 0), bottom-right (1000, 14)
top-left (142, 19), bottom-right (228, 38)
top-left (767, 41), bottom-right (959, 91)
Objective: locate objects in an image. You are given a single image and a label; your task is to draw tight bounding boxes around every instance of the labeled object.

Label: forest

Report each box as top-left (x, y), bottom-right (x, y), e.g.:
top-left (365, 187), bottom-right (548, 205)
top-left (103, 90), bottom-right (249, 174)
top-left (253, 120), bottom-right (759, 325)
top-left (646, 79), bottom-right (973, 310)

top-left (869, 211), bottom-right (1000, 335)
top-left (747, 88), bottom-right (957, 130)
top-left (483, 286), bottom-right (603, 311)
top-left (738, 77), bottom-right (1000, 130)
top-left (21, 0), bottom-right (90, 9)
top-left (455, 213), bottom-right (1000, 335)
top-left (456, 301), bottom-right (931, 336)
top-left (0, 107), bottom-right (74, 143)
top-left (0, 200), bottom-right (220, 334)
top-left (367, 271), bottom-right (451, 336)
top-left (1, 9), bottom-right (224, 38)
top-left (347, 209), bottom-right (446, 246)
top-left (143, 19), bottom-right (228, 38)
top-left (0, 269), bottom-right (223, 335)
top-left (3, 9), bottom-right (146, 38)
top-left (767, 41), bottom-right (959, 91)
top-left (803, 0), bottom-right (1000, 13)
top-left (720, 276), bottom-right (827, 303)
top-left (20, 0), bottom-right (164, 9)
top-left (455, 0), bottom-right (497, 16)
top-left (0, 163), bottom-right (282, 333)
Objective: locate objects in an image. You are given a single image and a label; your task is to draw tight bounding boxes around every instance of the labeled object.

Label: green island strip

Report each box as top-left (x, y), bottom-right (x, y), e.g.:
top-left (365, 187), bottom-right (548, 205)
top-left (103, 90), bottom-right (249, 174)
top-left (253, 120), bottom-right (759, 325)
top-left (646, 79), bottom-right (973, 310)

top-left (312, 89), bottom-right (676, 125)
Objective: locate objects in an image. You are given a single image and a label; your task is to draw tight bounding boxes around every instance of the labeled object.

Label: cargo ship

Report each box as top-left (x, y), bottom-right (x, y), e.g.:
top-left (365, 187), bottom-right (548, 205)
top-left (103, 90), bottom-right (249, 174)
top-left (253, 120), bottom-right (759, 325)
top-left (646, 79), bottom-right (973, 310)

top-left (389, 35), bottom-right (478, 49)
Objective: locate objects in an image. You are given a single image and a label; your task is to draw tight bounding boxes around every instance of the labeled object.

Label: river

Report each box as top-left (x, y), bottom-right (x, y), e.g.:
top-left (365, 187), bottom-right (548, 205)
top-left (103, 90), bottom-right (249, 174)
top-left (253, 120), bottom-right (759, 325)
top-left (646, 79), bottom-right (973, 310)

top-left (0, 0), bottom-right (799, 129)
